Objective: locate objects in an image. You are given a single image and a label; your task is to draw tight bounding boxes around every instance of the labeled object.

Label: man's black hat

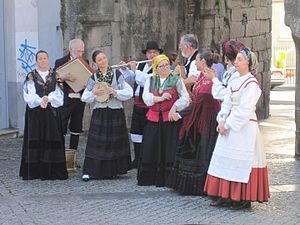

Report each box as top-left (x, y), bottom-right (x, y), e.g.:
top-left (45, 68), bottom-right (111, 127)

top-left (142, 41), bottom-right (163, 54)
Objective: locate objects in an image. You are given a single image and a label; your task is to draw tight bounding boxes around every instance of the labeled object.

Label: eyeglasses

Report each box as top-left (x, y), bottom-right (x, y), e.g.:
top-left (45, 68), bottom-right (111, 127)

top-left (158, 63), bottom-right (170, 69)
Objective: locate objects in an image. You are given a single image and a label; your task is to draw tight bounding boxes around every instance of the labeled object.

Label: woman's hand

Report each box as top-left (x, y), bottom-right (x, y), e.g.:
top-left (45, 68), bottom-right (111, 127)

top-left (92, 87), bottom-right (108, 96)
top-left (40, 96), bottom-right (48, 108)
top-left (161, 92), bottom-right (172, 101)
top-left (168, 105), bottom-right (177, 121)
top-left (217, 121), bottom-right (227, 135)
top-left (203, 67), bottom-right (216, 80)
top-left (170, 112), bottom-right (180, 122)
top-left (154, 92), bottom-right (172, 103)
top-left (107, 87), bottom-right (117, 96)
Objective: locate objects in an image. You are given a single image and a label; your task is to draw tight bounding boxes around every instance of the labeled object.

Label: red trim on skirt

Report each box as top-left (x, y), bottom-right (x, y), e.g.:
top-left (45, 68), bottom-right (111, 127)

top-left (204, 167), bottom-right (270, 202)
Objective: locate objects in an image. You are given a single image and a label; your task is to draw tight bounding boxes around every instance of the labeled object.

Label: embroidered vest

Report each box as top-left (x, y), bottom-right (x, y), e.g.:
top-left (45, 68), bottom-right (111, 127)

top-left (27, 69), bottom-right (56, 98)
top-left (146, 74), bottom-right (179, 122)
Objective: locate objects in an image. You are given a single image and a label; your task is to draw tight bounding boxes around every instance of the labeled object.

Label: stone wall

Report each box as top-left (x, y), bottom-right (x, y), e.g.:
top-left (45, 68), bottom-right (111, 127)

top-left (61, 0), bottom-right (272, 129)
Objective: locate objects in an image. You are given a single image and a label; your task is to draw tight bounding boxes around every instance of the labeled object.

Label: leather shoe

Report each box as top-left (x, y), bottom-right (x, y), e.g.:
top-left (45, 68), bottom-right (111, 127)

top-left (82, 174), bottom-right (90, 182)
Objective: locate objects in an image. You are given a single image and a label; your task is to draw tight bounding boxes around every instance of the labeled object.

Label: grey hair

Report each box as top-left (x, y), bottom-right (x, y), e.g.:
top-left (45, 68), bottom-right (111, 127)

top-left (69, 39), bottom-right (84, 50)
top-left (180, 34), bottom-right (198, 49)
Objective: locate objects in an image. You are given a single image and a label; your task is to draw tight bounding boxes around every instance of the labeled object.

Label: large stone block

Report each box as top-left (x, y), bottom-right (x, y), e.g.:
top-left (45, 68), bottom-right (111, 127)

top-left (246, 20), bottom-right (261, 36)
top-left (257, 61), bottom-right (264, 73)
top-left (226, 0), bottom-right (245, 8)
top-left (231, 8), bottom-right (243, 22)
top-left (256, 7), bottom-right (271, 20)
top-left (252, 35), bottom-right (269, 51)
top-left (230, 22), bottom-right (244, 38)
top-left (260, 19), bottom-right (271, 34)
top-left (239, 37), bottom-right (252, 49)
top-left (259, 48), bottom-right (271, 61)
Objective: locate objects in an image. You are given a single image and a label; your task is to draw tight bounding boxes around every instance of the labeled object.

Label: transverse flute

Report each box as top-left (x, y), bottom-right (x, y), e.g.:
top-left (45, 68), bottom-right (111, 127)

top-left (111, 59), bottom-right (151, 69)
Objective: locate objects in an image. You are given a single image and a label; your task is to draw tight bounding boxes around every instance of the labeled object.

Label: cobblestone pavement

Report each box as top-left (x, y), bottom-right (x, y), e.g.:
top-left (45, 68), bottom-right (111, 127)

top-left (0, 85), bottom-right (299, 225)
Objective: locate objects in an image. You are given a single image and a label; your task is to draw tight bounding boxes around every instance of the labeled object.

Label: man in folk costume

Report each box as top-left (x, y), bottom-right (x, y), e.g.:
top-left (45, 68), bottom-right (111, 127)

top-left (178, 34), bottom-right (201, 93)
top-left (121, 41), bottom-right (163, 168)
top-left (54, 39), bottom-right (89, 164)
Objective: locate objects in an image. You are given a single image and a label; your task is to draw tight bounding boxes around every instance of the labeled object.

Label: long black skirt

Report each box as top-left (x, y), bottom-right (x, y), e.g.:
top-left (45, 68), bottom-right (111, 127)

top-left (19, 106), bottom-right (68, 180)
top-left (166, 129), bottom-right (218, 195)
top-left (82, 108), bottom-right (131, 179)
top-left (137, 118), bottom-right (181, 187)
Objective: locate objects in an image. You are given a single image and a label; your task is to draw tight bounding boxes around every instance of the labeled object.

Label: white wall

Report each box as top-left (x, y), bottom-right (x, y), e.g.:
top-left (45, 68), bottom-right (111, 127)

top-left (38, 0), bottom-right (63, 68)
top-left (4, 0), bottom-right (63, 130)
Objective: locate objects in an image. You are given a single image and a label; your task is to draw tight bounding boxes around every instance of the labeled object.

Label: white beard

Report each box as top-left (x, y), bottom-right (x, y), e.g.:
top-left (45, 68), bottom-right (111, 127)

top-left (181, 51), bottom-right (188, 58)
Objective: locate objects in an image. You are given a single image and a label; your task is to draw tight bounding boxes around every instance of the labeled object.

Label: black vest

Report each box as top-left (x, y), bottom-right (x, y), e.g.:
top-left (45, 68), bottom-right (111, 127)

top-left (28, 69), bottom-right (56, 98)
top-left (185, 50), bottom-right (198, 76)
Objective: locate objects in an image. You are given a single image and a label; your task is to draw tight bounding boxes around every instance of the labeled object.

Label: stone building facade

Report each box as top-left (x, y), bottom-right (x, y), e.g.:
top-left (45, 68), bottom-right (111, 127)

top-left (61, 0), bottom-right (272, 128)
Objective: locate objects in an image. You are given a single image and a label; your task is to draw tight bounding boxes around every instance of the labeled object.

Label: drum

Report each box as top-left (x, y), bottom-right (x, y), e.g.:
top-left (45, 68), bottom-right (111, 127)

top-left (93, 82), bottom-right (110, 103)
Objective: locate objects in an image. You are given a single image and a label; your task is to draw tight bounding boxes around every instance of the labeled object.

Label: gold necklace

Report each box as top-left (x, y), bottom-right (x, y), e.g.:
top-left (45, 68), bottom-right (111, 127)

top-left (158, 77), bottom-right (168, 95)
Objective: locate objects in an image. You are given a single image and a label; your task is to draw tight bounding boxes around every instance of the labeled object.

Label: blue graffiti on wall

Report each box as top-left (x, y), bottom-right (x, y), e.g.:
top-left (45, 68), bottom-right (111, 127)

top-left (17, 39), bottom-right (36, 73)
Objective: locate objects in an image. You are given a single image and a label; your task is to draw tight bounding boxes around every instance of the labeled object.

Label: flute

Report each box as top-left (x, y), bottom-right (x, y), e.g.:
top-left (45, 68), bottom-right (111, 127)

top-left (111, 59), bottom-right (151, 69)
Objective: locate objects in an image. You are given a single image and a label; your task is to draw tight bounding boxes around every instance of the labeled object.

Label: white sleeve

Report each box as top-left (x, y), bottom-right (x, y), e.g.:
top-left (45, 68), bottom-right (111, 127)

top-left (48, 85), bottom-right (64, 108)
top-left (187, 60), bottom-right (200, 78)
top-left (216, 94), bottom-right (232, 123)
top-left (115, 75), bottom-right (133, 101)
top-left (23, 80), bottom-right (42, 108)
top-left (142, 77), bottom-right (155, 106)
top-left (212, 77), bottom-right (227, 101)
top-left (120, 69), bottom-right (135, 84)
top-left (81, 77), bottom-right (96, 103)
top-left (224, 83), bottom-right (262, 132)
top-left (135, 70), bottom-right (152, 87)
top-left (173, 79), bottom-right (190, 111)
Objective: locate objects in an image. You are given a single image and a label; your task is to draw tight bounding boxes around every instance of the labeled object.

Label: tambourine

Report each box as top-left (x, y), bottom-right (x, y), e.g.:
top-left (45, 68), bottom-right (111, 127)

top-left (93, 82), bottom-right (110, 103)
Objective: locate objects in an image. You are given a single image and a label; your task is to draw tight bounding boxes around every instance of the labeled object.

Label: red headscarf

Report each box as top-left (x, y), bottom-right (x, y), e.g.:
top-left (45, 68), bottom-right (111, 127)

top-left (222, 39), bottom-right (245, 62)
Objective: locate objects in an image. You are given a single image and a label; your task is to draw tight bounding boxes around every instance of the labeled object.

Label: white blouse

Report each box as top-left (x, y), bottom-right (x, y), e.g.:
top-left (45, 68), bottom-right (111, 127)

top-left (23, 70), bottom-right (64, 109)
top-left (142, 76), bottom-right (190, 111)
top-left (81, 74), bottom-right (133, 103)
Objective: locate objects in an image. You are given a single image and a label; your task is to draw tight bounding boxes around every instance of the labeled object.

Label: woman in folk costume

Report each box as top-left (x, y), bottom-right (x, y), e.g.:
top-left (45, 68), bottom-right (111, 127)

top-left (81, 50), bottom-right (132, 181)
top-left (204, 48), bottom-right (270, 209)
top-left (167, 50), bottom-right (220, 195)
top-left (212, 39), bottom-right (245, 101)
top-left (20, 50), bottom-right (68, 180)
top-left (137, 54), bottom-right (190, 187)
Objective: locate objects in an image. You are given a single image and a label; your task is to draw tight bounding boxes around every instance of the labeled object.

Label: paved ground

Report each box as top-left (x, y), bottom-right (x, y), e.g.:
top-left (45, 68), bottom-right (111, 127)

top-left (0, 84), bottom-right (299, 225)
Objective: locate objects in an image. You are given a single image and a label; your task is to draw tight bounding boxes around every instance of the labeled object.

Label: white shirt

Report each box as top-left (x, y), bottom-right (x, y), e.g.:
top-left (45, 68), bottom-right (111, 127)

top-left (142, 76), bottom-right (190, 111)
top-left (23, 70), bottom-right (64, 108)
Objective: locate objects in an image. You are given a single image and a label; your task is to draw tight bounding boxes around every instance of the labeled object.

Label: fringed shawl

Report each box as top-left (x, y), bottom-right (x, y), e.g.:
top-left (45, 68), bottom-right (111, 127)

top-left (180, 73), bottom-right (220, 139)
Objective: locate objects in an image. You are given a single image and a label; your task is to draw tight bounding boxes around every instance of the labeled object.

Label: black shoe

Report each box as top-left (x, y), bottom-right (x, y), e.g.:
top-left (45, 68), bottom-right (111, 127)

top-left (230, 201), bottom-right (251, 209)
top-left (82, 174), bottom-right (90, 182)
top-left (76, 163), bottom-right (81, 169)
top-left (210, 198), bottom-right (232, 207)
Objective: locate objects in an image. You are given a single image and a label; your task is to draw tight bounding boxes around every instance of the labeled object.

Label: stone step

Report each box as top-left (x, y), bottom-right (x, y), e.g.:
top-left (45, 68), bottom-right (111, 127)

top-left (0, 129), bottom-right (19, 140)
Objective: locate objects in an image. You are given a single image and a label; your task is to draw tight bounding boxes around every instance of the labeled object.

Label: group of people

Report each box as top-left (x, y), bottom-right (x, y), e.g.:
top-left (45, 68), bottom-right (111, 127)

top-left (19, 34), bottom-right (270, 209)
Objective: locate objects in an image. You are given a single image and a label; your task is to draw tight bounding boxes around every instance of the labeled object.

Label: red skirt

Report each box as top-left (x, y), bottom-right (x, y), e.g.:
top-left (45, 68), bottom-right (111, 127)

top-left (204, 167), bottom-right (270, 202)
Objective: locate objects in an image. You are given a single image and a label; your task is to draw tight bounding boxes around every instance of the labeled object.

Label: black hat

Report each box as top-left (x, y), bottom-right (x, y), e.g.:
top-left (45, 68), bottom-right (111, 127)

top-left (142, 41), bottom-right (163, 54)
